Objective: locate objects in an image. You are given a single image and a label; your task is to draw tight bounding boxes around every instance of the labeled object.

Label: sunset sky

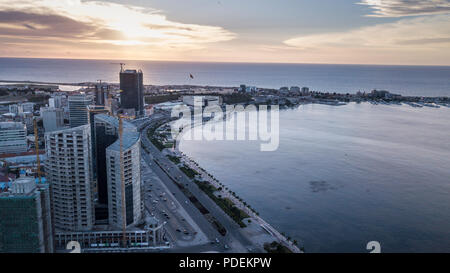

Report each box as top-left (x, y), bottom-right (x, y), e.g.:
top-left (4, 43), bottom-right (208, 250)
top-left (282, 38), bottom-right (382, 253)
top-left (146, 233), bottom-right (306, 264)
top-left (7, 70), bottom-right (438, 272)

top-left (0, 0), bottom-right (449, 65)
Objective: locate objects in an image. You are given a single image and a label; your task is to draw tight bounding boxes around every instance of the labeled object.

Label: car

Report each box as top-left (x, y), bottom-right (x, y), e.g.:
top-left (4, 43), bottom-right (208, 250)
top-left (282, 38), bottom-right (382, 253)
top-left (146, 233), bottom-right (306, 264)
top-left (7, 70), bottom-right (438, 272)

top-left (176, 229), bottom-right (181, 232)
top-left (224, 244), bottom-right (229, 250)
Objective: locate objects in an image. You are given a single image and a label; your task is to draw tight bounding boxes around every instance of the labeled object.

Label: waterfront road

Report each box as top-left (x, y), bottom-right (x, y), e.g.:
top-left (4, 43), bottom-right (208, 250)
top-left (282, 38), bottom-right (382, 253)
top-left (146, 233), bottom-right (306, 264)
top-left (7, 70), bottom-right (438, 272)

top-left (140, 118), bottom-right (263, 253)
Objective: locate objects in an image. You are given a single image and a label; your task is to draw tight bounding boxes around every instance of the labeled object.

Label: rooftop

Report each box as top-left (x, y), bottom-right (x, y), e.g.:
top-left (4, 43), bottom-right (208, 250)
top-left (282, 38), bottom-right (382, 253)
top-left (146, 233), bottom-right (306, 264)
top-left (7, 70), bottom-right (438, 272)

top-left (0, 122), bottom-right (26, 130)
top-left (94, 114), bottom-right (140, 152)
top-left (107, 131), bottom-right (140, 152)
top-left (94, 114), bottom-right (137, 132)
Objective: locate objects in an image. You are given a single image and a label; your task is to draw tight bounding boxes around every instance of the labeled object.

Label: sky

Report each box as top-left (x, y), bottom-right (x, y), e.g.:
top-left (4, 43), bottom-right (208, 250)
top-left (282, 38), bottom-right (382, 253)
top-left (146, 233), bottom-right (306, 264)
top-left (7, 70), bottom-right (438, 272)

top-left (0, 0), bottom-right (449, 65)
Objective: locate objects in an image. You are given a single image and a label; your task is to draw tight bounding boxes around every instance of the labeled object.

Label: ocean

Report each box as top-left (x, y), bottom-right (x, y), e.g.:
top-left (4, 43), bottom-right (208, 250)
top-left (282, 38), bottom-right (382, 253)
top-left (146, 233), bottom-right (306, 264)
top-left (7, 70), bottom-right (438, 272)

top-left (179, 103), bottom-right (450, 253)
top-left (1, 58), bottom-right (450, 96)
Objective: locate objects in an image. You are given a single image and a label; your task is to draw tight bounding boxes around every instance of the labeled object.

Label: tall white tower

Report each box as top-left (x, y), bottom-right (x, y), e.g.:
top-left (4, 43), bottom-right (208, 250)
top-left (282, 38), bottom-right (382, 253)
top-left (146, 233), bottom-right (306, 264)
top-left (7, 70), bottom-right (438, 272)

top-left (45, 125), bottom-right (95, 231)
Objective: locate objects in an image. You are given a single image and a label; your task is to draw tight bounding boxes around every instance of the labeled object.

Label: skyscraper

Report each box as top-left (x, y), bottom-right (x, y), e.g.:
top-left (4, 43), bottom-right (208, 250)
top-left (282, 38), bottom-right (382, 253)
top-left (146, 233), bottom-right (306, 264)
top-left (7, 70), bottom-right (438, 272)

top-left (0, 174), bottom-right (53, 253)
top-left (106, 128), bottom-right (142, 228)
top-left (95, 83), bottom-right (108, 106)
top-left (68, 93), bottom-right (92, 128)
top-left (45, 125), bottom-right (95, 231)
top-left (41, 107), bottom-right (65, 132)
top-left (93, 114), bottom-right (119, 222)
top-left (120, 69), bottom-right (144, 117)
top-left (93, 114), bottom-right (142, 229)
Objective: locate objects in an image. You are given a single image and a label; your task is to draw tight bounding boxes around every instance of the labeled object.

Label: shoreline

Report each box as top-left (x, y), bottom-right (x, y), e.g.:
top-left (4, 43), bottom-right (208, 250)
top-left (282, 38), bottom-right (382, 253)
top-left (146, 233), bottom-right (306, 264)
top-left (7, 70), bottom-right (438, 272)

top-left (175, 149), bottom-right (303, 253)
top-left (150, 120), bottom-right (302, 253)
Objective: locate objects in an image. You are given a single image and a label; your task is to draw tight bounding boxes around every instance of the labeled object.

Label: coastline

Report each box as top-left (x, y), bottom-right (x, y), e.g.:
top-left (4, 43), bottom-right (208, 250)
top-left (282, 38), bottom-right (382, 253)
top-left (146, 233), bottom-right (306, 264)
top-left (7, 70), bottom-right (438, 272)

top-left (154, 120), bottom-right (303, 253)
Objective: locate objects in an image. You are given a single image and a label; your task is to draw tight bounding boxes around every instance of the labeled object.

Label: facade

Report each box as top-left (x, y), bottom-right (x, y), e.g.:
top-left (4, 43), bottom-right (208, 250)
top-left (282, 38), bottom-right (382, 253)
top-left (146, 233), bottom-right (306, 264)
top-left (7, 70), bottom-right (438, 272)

top-left (49, 95), bottom-right (64, 109)
top-left (95, 83), bottom-right (108, 106)
top-left (45, 125), bottom-right (95, 231)
top-left (8, 103), bottom-right (35, 115)
top-left (0, 122), bottom-right (27, 154)
top-left (93, 114), bottom-right (119, 209)
top-left (301, 87), bottom-right (310, 95)
top-left (106, 130), bottom-right (142, 228)
top-left (8, 104), bottom-right (19, 115)
top-left (68, 94), bottom-right (92, 128)
top-left (120, 69), bottom-right (144, 117)
top-left (182, 96), bottom-right (222, 107)
top-left (41, 107), bottom-right (65, 132)
top-left (290, 86), bottom-right (301, 94)
top-left (22, 102), bottom-right (35, 113)
top-left (92, 114), bottom-right (142, 229)
top-left (0, 175), bottom-right (53, 253)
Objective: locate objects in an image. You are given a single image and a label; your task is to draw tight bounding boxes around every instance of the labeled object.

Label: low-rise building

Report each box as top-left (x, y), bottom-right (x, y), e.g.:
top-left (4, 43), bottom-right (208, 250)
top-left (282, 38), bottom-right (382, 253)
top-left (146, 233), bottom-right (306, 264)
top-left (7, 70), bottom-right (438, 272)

top-left (0, 122), bottom-right (27, 154)
top-left (0, 174), bottom-right (53, 253)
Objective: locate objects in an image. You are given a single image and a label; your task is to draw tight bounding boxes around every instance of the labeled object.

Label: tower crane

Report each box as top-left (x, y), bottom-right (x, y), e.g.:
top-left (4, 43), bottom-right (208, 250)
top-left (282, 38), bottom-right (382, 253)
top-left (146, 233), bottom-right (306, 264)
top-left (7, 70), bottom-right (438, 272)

top-left (118, 113), bottom-right (135, 248)
top-left (111, 62), bottom-right (126, 72)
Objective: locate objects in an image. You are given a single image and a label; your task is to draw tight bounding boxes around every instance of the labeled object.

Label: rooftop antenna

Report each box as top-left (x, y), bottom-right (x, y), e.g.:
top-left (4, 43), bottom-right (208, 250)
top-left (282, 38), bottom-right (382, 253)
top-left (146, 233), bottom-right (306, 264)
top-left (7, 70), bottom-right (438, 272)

top-left (119, 115), bottom-right (126, 248)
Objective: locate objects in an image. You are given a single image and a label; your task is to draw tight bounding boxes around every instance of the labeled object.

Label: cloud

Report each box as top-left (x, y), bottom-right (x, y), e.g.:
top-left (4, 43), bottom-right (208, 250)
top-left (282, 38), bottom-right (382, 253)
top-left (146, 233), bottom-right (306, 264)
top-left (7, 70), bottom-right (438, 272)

top-left (0, 0), bottom-right (235, 49)
top-left (285, 15), bottom-right (450, 49)
top-left (359, 0), bottom-right (450, 17)
top-left (283, 15), bottom-right (450, 64)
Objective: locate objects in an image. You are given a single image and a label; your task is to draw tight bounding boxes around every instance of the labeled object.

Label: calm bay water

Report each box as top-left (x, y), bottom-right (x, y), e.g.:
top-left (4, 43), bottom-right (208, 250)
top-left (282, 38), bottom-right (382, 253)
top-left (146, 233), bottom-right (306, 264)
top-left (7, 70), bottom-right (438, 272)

top-left (1, 58), bottom-right (450, 96)
top-left (179, 103), bottom-right (450, 253)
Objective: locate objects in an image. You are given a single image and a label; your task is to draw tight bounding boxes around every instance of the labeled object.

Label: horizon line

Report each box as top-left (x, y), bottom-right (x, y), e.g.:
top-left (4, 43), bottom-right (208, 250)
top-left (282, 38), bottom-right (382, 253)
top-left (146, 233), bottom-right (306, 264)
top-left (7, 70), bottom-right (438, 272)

top-left (1, 56), bottom-right (450, 68)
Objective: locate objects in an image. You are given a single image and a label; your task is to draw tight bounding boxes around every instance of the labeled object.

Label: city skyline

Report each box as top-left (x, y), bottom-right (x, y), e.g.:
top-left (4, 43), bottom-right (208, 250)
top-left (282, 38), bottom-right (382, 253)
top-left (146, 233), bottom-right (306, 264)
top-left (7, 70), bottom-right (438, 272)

top-left (0, 0), bottom-right (449, 65)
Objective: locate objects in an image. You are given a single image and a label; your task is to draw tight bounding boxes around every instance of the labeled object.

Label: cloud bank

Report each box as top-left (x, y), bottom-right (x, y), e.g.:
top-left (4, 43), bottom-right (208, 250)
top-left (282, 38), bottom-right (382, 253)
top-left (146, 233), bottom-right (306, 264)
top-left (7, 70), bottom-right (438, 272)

top-left (0, 0), bottom-right (235, 58)
top-left (359, 0), bottom-right (450, 17)
top-left (284, 15), bottom-right (450, 65)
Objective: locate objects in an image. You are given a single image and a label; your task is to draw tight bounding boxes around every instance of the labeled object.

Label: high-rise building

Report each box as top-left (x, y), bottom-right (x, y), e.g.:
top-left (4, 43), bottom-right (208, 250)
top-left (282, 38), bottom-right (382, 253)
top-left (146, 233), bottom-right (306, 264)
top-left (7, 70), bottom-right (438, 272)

top-left (0, 122), bottom-right (27, 154)
top-left (93, 114), bottom-right (119, 207)
top-left (120, 69), bottom-right (144, 117)
top-left (41, 107), bottom-right (65, 132)
top-left (0, 174), bottom-right (53, 253)
top-left (106, 127), bottom-right (142, 228)
top-left (68, 94), bottom-right (92, 128)
top-left (95, 83), bottom-right (109, 106)
top-left (49, 95), bottom-right (64, 109)
top-left (93, 114), bottom-right (142, 229)
top-left (45, 125), bottom-right (95, 231)
top-left (86, 106), bottom-right (113, 223)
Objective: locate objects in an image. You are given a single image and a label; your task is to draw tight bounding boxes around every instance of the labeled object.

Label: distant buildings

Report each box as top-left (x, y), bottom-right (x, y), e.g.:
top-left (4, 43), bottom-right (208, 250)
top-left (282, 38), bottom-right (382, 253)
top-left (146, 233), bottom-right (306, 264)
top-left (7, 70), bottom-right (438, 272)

top-left (238, 84), bottom-right (259, 93)
top-left (279, 87), bottom-right (289, 95)
top-left (0, 174), bottom-right (53, 253)
top-left (95, 83), bottom-right (109, 106)
top-left (41, 107), bottom-right (64, 132)
top-left (182, 96), bottom-right (222, 107)
top-left (301, 87), bottom-right (310, 95)
top-left (0, 122), bottom-right (27, 154)
top-left (9, 102), bottom-right (35, 115)
top-left (370, 89), bottom-right (401, 99)
top-left (290, 86), bottom-right (301, 94)
top-left (120, 69), bottom-right (144, 117)
top-left (68, 93), bottom-right (92, 128)
top-left (49, 95), bottom-right (65, 109)
top-left (45, 125), bottom-right (95, 231)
